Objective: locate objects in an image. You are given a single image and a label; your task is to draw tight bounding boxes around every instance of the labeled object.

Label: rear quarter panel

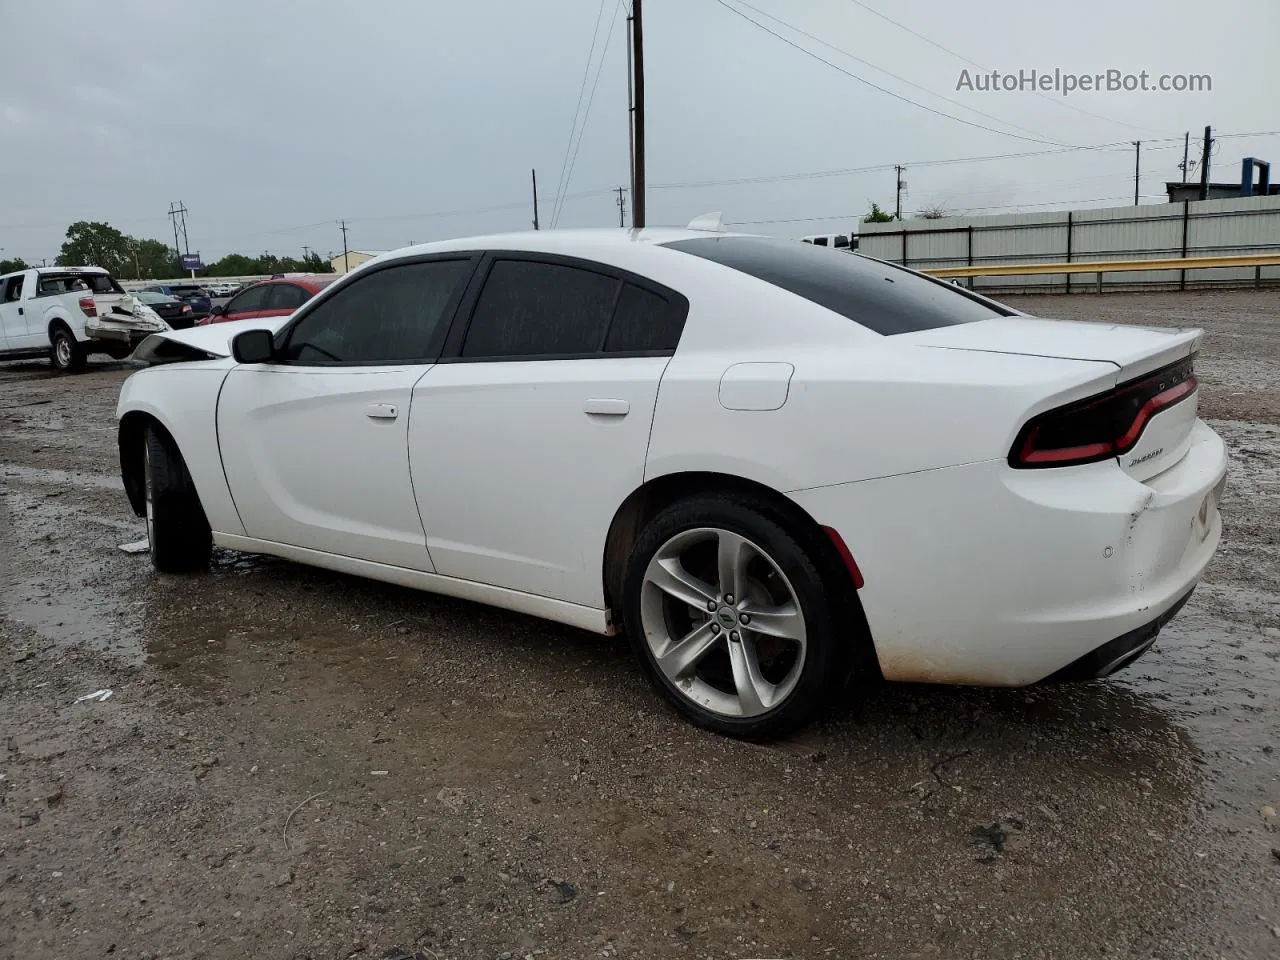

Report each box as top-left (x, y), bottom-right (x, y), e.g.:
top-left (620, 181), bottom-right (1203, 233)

top-left (37, 297), bottom-right (87, 341)
top-left (645, 336), bottom-right (1124, 494)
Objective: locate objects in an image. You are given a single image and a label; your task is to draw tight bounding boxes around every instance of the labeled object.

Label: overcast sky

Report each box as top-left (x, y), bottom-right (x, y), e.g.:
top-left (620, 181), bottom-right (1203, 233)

top-left (1, 0), bottom-right (1277, 264)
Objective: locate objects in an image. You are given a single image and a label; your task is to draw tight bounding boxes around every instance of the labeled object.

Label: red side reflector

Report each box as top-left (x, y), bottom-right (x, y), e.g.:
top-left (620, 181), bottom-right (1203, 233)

top-left (822, 526), bottom-right (864, 590)
top-left (78, 296), bottom-right (97, 318)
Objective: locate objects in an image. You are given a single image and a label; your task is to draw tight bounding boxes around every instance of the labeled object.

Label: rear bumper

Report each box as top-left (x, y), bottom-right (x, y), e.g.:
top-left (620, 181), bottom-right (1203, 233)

top-left (789, 418), bottom-right (1227, 686)
top-left (1039, 586), bottom-right (1194, 682)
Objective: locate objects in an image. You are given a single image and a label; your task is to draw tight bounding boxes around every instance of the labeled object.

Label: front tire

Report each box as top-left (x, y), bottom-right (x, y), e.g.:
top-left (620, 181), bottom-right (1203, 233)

top-left (50, 326), bottom-right (85, 373)
top-left (143, 427), bottom-right (212, 572)
top-left (621, 495), bottom-right (845, 739)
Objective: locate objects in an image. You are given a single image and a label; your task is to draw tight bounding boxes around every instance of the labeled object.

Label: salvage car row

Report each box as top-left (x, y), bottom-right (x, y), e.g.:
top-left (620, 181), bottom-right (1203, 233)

top-left (0, 266), bottom-right (335, 370)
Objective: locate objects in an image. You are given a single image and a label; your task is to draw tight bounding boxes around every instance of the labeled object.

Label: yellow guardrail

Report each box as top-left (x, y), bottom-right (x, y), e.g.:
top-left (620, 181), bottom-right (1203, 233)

top-left (922, 252), bottom-right (1280, 279)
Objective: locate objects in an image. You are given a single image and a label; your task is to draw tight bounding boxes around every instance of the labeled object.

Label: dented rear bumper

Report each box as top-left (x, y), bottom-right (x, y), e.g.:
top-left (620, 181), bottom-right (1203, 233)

top-left (788, 418), bottom-right (1227, 686)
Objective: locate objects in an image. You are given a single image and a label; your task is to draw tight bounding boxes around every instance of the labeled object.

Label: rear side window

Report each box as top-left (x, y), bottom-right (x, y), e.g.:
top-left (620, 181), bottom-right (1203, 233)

top-left (267, 284), bottom-right (309, 311)
top-left (460, 259), bottom-right (687, 359)
top-left (663, 236), bottom-right (1009, 334)
top-left (462, 260), bottom-right (618, 358)
top-left (605, 283), bottom-right (683, 353)
top-left (281, 259), bottom-right (472, 364)
top-left (226, 284), bottom-right (270, 314)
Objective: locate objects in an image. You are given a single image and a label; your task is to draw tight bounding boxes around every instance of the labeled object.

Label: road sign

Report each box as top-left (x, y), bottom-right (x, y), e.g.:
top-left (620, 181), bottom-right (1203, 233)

top-left (180, 254), bottom-right (202, 270)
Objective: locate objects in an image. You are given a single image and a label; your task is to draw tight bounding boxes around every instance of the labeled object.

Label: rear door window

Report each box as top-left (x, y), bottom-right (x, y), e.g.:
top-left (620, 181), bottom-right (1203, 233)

top-left (662, 236), bottom-right (1009, 334)
top-left (225, 284), bottom-right (270, 315)
top-left (458, 259), bottom-right (688, 359)
top-left (266, 284), bottom-right (309, 311)
top-left (461, 259), bottom-right (619, 359)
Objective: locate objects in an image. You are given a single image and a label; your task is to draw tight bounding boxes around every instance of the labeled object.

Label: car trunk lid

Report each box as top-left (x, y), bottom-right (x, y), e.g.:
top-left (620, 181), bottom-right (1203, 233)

top-left (903, 316), bottom-right (1201, 380)
top-left (905, 317), bottom-right (1203, 481)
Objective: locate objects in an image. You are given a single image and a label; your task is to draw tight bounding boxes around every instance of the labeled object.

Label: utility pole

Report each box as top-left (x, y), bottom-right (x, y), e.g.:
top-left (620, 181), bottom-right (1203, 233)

top-left (631, 0), bottom-right (646, 228)
top-left (338, 220), bottom-right (350, 273)
top-left (1180, 131), bottom-right (1190, 182)
top-left (894, 165), bottom-right (906, 220)
top-left (531, 168), bottom-right (541, 230)
top-left (615, 186), bottom-right (628, 227)
top-left (167, 202), bottom-right (185, 271)
top-left (1198, 125), bottom-right (1213, 202)
top-left (1133, 141), bottom-right (1141, 205)
top-left (302, 244), bottom-right (311, 261)
top-left (626, 3), bottom-right (636, 224)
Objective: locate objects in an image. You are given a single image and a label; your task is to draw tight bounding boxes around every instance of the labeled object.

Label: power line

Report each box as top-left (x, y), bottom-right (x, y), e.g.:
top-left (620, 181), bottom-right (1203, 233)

top-left (554, 0), bottom-right (624, 227)
top-left (726, 0), bottom-right (1068, 145)
top-left (551, 0), bottom-right (612, 229)
top-left (710, 0), bottom-right (1071, 147)
top-left (844, 0), bottom-right (1146, 133)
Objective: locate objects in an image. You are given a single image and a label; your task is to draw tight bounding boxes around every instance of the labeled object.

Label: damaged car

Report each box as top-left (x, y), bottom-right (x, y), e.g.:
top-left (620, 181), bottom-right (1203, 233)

top-left (0, 266), bottom-right (170, 372)
top-left (114, 228), bottom-right (1227, 738)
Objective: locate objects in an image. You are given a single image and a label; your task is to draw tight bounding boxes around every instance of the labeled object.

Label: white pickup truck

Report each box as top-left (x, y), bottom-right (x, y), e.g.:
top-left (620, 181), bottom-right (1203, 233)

top-left (0, 266), bottom-right (171, 372)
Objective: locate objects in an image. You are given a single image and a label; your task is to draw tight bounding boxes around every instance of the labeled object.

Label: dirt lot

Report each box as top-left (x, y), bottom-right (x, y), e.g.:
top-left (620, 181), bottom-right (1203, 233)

top-left (2, 289), bottom-right (1278, 960)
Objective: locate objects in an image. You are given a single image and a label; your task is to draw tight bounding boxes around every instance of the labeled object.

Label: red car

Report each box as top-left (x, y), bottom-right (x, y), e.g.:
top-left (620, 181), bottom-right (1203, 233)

top-left (197, 275), bottom-right (336, 326)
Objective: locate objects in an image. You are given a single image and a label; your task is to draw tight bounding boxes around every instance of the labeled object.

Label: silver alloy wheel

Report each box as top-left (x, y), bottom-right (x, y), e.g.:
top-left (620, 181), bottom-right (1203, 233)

top-left (143, 442), bottom-right (155, 550)
top-left (640, 527), bottom-right (807, 718)
top-left (55, 335), bottom-right (72, 368)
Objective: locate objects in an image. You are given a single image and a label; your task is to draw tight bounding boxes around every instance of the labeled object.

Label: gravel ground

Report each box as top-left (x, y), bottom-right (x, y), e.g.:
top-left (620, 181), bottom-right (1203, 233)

top-left (1, 288), bottom-right (1278, 960)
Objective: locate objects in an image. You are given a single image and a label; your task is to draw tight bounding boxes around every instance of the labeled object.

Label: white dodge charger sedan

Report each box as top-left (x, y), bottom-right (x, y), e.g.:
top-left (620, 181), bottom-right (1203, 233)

top-left (116, 227), bottom-right (1227, 738)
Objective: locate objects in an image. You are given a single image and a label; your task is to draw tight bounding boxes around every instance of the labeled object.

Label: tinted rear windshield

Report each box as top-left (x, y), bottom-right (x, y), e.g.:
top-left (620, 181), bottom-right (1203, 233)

top-left (662, 236), bottom-right (1010, 335)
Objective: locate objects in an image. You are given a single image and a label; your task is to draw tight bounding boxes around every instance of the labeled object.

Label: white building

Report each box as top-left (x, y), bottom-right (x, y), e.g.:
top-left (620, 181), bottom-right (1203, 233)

top-left (329, 250), bottom-right (386, 274)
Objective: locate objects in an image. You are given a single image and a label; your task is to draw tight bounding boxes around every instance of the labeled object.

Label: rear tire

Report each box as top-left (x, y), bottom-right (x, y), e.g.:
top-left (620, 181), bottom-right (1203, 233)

top-left (144, 426), bottom-right (212, 573)
top-left (621, 494), bottom-right (845, 739)
top-left (50, 326), bottom-right (85, 373)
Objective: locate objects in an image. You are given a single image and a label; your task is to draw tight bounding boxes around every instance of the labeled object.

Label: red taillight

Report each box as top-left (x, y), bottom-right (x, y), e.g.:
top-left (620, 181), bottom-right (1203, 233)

top-left (78, 296), bottom-right (97, 318)
top-left (1010, 356), bottom-right (1197, 469)
top-left (182, 304), bottom-right (192, 312)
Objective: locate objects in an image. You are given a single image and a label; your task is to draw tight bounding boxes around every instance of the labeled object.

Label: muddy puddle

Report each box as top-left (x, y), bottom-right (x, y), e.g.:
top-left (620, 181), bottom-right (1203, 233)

top-left (4, 292), bottom-right (1280, 958)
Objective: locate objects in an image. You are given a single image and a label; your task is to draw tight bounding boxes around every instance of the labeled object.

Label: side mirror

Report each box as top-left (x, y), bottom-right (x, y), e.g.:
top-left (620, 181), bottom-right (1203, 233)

top-left (231, 329), bottom-right (276, 364)
top-left (210, 303), bottom-right (226, 315)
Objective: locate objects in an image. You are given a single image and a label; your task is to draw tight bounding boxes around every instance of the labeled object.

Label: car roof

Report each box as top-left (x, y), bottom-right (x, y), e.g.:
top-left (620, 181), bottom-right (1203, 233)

top-left (362, 227), bottom-right (760, 268)
top-left (244, 274), bottom-right (336, 293)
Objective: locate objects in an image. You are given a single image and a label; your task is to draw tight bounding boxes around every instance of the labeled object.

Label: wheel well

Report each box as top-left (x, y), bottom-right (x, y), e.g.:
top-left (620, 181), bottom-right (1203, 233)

top-left (118, 411), bottom-right (167, 518)
top-left (48, 318), bottom-right (72, 340)
top-left (602, 471), bottom-right (878, 674)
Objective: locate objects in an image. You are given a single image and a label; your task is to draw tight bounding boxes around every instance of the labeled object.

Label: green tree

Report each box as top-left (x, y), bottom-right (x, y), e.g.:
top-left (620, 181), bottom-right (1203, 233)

top-left (205, 253), bottom-right (262, 277)
top-left (203, 250), bottom-right (335, 277)
top-left (862, 202), bottom-right (895, 223)
top-left (0, 257), bottom-right (29, 274)
top-left (299, 251), bottom-right (334, 273)
top-left (57, 221), bottom-right (133, 274)
top-left (132, 238), bottom-right (177, 279)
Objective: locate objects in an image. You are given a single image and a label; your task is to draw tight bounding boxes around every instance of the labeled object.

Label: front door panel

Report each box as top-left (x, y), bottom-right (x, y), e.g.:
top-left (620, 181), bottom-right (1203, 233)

top-left (218, 365), bottom-right (434, 570)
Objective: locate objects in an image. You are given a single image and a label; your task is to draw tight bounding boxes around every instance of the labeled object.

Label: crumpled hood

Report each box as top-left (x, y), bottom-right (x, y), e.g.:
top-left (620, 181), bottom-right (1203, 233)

top-left (137, 315), bottom-right (293, 358)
